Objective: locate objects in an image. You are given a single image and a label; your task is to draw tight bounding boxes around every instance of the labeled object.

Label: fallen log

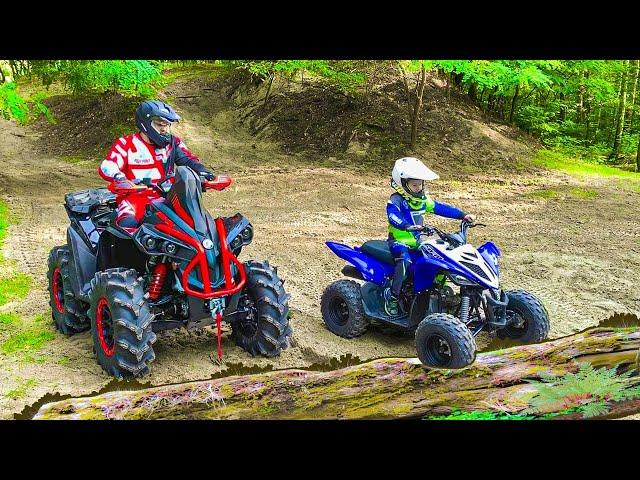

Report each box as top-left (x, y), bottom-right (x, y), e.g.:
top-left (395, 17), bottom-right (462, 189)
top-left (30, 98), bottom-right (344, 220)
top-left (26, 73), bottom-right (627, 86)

top-left (34, 327), bottom-right (640, 420)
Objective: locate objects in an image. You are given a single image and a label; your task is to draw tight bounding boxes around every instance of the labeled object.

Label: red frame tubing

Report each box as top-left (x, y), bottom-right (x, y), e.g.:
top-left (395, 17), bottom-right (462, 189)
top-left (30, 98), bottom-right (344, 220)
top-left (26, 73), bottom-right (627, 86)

top-left (96, 298), bottom-right (115, 357)
top-left (155, 219), bottom-right (246, 299)
top-left (52, 267), bottom-right (65, 314)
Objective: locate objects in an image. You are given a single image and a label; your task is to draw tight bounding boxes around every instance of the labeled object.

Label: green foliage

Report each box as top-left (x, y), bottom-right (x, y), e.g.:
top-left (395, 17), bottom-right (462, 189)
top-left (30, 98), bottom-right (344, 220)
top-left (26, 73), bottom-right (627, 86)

top-left (25, 60), bottom-right (162, 97)
top-left (0, 82), bottom-right (29, 122)
top-left (236, 60), bottom-right (365, 95)
top-left (427, 409), bottom-right (536, 420)
top-left (1, 327), bottom-right (56, 354)
top-left (524, 363), bottom-right (640, 418)
top-left (0, 82), bottom-right (54, 124)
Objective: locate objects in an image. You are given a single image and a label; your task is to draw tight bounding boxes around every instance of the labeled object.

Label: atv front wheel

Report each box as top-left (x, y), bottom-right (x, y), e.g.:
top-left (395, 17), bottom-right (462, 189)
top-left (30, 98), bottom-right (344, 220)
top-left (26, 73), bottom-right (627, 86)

top-left (88, 268), bottom-right (156, 378)
top-left (497, 290), bottom-right (550, 343)
top-left (415, 313), bottom-right (476, 369)
top-left (320, 279), bottom-right (369, 338)
top-left (231, 260), bottom-right (292, 357)
top-left (47, 245), bottom-right (89, 335)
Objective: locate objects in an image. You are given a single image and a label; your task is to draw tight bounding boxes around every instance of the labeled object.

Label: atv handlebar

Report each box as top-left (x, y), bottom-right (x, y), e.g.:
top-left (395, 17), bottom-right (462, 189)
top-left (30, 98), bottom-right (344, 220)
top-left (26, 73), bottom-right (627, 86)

top-left (418, 219), bottom-right (487, 247)
top-left (109, 174), bottom-right (233, 196)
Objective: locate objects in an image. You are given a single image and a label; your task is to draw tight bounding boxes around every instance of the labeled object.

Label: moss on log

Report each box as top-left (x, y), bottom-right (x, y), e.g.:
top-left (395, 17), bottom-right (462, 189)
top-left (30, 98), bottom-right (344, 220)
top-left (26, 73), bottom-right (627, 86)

top-left (34, 327), bottom-right (640, 420)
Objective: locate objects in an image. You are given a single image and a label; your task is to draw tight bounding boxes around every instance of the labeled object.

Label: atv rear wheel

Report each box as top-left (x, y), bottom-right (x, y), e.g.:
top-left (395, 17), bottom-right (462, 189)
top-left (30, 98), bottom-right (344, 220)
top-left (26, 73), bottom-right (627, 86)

top-left (231, 260), bottom-right (292, 357)
top-left (47, 245), bottom-right (89, 335)
top-left (88, 268), bottom-right (156, 378)
top-left (321, 279), bottom-right (369, 338)
top-left (497, 290), bottom-right (550, 343)
top-left (415, 313), bottom-right (476, 369)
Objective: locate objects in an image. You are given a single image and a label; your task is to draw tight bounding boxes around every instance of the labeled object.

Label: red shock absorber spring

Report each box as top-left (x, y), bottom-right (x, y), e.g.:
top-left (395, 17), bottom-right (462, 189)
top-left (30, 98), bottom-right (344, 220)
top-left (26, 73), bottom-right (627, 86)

top-left (148, 263), bottom-right (168, 300)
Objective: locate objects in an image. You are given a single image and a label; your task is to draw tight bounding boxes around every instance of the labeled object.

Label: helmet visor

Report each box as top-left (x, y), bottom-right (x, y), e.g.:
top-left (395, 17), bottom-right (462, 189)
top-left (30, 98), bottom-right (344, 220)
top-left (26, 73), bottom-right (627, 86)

top-left (405, 179), bottom-right (424, 195)
top-left (150, 117), bottom-right (174, 136)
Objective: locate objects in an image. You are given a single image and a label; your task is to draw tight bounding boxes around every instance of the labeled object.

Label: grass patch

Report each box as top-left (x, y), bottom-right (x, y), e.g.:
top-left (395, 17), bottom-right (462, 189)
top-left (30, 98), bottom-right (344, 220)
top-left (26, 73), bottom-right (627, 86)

top-left (528, 189), bottom-right (558, 199)
top-left (1, 327), bottom-right (55, 354)
top-left (569, 187), bottom-right (598, 199)
top-left (57, 356), bottom-right (71, 366)
top-left (0, 312), bottom-right (21, 327)
top-left (20, 352), bottom-right (47, 365)
top-left (5, 378), bottom-right (37, 400)
top-left (0, 273), bottom-right (31, 306)
top-left (0, 200), bottom-right (33, 307)
top-left (534, 148), bottom-right (640, 180)
top-left (0, 201), bottom-right (8, 245)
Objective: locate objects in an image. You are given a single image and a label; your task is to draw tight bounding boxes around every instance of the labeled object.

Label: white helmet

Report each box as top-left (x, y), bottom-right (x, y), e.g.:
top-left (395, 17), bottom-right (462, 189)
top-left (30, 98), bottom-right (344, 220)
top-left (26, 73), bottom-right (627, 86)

top-left (391, 157), bottom-right (439, 198)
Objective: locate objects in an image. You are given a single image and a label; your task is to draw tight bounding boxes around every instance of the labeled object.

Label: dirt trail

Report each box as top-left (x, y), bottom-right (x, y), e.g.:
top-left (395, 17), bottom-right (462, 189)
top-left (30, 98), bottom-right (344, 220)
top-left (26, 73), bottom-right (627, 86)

top-left (1, 76), bottom-right (640, 419)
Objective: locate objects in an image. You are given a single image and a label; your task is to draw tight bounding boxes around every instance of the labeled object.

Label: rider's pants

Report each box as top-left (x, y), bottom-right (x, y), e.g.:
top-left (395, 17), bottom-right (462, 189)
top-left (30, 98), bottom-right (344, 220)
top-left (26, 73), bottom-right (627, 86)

top-left (116, 191), bottom-right (160, 232)
top-left (388, 241), bottom-right (412, 298)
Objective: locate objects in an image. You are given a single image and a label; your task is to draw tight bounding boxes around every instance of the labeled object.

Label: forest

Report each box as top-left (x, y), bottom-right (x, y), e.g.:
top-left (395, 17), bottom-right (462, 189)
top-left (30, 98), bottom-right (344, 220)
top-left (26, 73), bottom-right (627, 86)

top-left (2, 59), bottom-right (640, 171)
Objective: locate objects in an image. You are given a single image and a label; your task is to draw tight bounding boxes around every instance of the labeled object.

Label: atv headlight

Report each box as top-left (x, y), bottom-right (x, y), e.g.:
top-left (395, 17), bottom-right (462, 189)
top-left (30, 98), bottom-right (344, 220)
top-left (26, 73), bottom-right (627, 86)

top-left (162, 242), bottom-right (177, 254)
top-left (240, 226), bottom-right (253, 244)
top-left (230, 236), bottom-right (243, 250)
top-left (144, 236), bottom-right (157, 250)
top-left (448, 273), bottom-right (479, 287)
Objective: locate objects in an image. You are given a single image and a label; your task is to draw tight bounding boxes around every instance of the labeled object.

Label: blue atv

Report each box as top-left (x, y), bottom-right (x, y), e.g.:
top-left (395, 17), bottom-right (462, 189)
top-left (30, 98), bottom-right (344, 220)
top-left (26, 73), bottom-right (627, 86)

top-left (322, 220), bottom-right (550, 369)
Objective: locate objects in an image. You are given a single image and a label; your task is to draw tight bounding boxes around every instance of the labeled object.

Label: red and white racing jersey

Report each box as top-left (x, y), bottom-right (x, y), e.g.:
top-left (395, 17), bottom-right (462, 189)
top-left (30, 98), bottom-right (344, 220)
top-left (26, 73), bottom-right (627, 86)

top-left (99, 132), bottom-right (200, 183)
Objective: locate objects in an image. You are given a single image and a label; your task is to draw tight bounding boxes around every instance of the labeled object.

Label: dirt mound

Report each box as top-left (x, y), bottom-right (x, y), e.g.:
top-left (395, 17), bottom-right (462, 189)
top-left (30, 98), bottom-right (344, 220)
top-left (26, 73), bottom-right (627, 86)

top-left (32, 92), bottom-right (141, 159)
top-left (189, 68), bottom-right (543, 177)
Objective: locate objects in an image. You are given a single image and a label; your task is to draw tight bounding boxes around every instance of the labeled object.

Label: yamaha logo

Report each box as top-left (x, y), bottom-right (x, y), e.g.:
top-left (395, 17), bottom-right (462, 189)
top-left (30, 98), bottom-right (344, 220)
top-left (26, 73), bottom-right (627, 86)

top-left (203, 239), bottom-right (214, 249)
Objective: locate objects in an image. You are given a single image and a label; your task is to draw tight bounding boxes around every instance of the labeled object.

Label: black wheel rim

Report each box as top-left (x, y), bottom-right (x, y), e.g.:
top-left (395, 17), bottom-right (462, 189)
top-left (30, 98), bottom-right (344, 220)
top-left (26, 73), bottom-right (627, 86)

top-left (237, 294), bottom-right (259, 339)
top-left (503, 310), bottom-right (527, 337)
top-left (424, 334), bottom-right (453, 367)
top-left (328, 297), bottom-right (350, 327)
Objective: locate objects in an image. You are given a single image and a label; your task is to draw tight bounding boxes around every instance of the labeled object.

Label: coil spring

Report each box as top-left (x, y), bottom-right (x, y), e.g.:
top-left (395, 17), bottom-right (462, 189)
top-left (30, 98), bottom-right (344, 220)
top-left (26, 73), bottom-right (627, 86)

top-left (459, 295), bottom-right (470, 324)
top-left (148, 263), bottom-right (168, 300)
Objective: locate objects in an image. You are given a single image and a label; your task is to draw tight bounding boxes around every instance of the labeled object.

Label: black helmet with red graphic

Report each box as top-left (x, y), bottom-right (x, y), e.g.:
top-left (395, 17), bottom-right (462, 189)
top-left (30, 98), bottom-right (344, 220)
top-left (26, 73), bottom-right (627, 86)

top-left (135, 100), bottom-right (181, 147)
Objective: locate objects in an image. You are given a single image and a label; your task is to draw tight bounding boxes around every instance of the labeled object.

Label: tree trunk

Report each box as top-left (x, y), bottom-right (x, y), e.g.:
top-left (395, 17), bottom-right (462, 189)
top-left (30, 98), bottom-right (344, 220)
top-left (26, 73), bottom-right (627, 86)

top-left (636, 134), bottom-right (640, 172)
top-left (410, 65), bottom-right (427, 150)
top-left (628, 60), bottom-right (640, 133)
top-left (592, 106), bottom-right (602, 144)
top-left (577, 72), bottom-right (585, 124)
top-left (610, 60), bottom-right (629, 161)
top-left (263, 73), bottom-right (275, 105)
top-left (468, 82), bottom-right (477, 102)
top-left (33, 327), bottom-right (640, 420)
top-left (509, 83), bottom-right (520, 124)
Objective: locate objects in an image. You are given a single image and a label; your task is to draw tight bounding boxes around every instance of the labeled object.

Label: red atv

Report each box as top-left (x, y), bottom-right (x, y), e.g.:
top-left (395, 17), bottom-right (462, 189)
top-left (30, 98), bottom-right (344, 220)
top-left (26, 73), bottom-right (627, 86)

top-left (47, 166), bottom-right (292, 378)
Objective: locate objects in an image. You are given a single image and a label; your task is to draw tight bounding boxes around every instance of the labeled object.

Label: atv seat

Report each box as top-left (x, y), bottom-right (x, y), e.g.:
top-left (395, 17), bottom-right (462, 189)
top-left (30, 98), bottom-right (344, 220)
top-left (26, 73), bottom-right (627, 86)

top-left (361, 240), bottom-right (394, 265)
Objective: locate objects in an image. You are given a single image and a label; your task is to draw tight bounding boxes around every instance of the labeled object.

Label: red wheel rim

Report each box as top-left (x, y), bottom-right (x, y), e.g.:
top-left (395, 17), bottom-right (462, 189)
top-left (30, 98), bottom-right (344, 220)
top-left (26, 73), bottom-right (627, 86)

top-left (52, 267), bottom-right (65, 314)
top-left (96, 298), bottom-right (115, 357)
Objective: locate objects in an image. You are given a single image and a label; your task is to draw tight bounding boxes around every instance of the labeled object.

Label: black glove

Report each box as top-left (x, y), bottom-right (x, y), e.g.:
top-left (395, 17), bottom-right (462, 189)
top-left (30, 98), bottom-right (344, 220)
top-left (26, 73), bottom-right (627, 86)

top-left (200, 170), bottom-right (215, 181)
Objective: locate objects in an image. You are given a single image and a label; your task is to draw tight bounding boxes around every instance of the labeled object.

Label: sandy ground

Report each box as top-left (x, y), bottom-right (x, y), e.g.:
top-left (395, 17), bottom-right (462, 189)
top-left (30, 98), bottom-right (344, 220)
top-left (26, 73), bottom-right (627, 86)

top-left (1, 78), bottom-right (639, 419)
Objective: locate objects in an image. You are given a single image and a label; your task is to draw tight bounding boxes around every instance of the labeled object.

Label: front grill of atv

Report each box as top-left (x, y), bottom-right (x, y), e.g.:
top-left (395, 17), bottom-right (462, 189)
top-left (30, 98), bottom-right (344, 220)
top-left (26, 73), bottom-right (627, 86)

top-left (459, 261), bottom-right (490, 281)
